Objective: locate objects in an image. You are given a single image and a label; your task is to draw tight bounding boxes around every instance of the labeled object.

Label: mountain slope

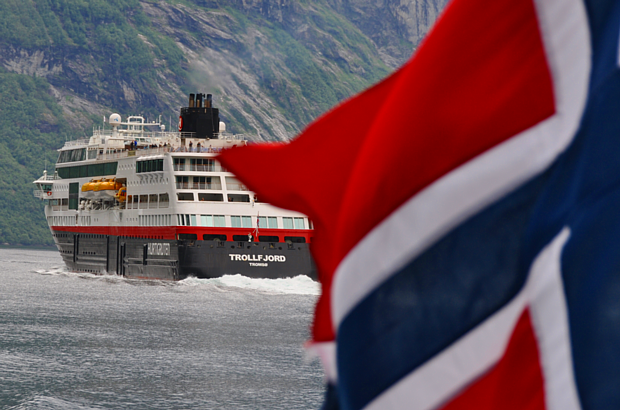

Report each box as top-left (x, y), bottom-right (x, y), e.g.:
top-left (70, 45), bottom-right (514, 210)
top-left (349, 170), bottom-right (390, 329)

top-left (0, 0), bottom-right (446, 245)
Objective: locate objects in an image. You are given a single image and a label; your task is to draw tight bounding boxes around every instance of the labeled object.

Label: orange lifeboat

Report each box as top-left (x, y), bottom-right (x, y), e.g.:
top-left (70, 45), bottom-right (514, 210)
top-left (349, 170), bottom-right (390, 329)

top-left (95, 178), bottom-right (123, 198)
top-left (81, 178), bottom-right (100, 199)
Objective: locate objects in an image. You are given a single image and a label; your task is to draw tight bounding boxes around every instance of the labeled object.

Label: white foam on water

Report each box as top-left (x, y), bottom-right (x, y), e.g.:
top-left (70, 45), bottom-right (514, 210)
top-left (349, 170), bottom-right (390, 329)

top-left (32, 267), bottom-right (69, 276)
top-left (31, 267), bottom-right (321, 295)
top-left (32, 268), bottom-right (123, 283)
top-left (180, 274), bottom-right (321, 295)
top-left (7, 395), bottom-right (103, 410)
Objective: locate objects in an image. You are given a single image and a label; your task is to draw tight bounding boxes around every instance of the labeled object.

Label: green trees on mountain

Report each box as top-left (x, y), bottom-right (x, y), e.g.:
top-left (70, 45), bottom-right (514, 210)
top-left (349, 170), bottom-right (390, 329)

top-left (0, 69), bottom-right (72, 245)
top-left (0, 0), bottom-right (396, 246)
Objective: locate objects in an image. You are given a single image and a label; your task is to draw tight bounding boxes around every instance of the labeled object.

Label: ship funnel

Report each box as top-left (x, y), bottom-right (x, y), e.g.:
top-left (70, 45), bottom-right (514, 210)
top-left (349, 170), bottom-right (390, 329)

top-left (179, 92), bottom-right (220, 139)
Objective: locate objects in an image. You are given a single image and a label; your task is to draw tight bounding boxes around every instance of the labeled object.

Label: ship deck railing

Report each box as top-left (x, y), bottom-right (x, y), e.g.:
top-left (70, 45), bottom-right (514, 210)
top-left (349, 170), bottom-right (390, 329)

top-left (33, 190), bottom-right (51, 199)
top-left (95, 146), bottom-right (231, 161)
top-left (96, 146), bottom-right (172, 161)
top-left (64, 139), bottom-right (90, 147)
top-left (35, 174), bottom-right (59, 181)
top-left (172, 147), bottom-right (224, 153)
top-left (173, 164), bottom-right (224, 172)
top-left (175, 182), bottom-right (224, 190)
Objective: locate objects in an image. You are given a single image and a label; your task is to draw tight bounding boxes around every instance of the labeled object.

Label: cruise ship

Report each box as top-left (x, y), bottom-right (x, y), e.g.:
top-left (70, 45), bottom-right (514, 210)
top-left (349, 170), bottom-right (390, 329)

top-left (33, 93), bottom-right (316, 280)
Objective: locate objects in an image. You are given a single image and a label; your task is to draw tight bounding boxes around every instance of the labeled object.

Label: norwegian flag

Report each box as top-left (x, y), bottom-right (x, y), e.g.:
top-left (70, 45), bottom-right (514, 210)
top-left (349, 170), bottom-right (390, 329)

top-left (219, 0), bottom-right (620, 408)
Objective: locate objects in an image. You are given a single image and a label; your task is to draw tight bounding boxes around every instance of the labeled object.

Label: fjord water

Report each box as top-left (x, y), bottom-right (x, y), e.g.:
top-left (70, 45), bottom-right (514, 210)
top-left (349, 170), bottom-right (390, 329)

top-left (0, 247), bottom-right (324, 409)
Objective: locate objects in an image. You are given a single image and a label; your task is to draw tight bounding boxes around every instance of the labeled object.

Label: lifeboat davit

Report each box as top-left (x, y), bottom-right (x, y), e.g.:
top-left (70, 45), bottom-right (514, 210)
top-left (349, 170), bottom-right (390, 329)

top-left (115, 186), bottom-right (127, 202)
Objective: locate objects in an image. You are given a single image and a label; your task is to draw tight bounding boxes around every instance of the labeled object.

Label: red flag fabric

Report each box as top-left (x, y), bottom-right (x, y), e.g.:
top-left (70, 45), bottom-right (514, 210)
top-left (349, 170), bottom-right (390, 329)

top-left (218, 0), bottom-right (554, 343)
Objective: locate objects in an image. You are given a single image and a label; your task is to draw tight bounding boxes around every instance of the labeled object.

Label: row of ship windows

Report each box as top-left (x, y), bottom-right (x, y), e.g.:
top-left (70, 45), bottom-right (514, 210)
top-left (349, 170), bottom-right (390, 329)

top-left (48, 214), bottom-right (309, 229)
top-left (127, 193), bottom-right (252, 205)
top-left (57, 162), bottom-right (118, 179)
top-left (127, 194), bottom-right (170, 209)
top-left (49, 191), bottom-right (252, 212)
top-left (175, 176), bottom-right (247, 191)
top-left (173, 158), bottom-right (224, 173)
top-left (48, 215), bottom-right (91, 226)
top-left (141, 214), bottom-right (308, 229)
top-left (57, 156), bottom-right (225, 173)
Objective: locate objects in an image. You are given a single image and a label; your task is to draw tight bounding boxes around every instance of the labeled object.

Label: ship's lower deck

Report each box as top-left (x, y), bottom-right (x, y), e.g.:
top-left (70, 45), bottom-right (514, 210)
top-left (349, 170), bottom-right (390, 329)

top-left (52, 230), bottom-right (316, 281)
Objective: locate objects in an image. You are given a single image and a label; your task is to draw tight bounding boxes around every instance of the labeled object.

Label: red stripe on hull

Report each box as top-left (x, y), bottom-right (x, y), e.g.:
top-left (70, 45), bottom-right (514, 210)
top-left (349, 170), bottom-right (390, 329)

top-left (50, 225), bottom-right (313, 242)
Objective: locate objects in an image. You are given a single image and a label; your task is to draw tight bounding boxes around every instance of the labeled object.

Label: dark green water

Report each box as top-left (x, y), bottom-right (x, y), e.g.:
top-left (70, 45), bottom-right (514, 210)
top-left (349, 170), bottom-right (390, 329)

top-left (0, 247), bottom-right (324, 409)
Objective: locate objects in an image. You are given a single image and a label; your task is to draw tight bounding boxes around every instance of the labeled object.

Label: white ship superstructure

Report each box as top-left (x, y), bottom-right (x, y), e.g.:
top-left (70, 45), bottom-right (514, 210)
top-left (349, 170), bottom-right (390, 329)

top-left (34, 93), bottom-right (315, 280)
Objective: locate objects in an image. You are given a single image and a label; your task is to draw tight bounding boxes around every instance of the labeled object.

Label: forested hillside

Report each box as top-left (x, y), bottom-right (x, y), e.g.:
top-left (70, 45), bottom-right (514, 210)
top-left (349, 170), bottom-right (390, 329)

top-left (0, 0), bottom-right (446, 245)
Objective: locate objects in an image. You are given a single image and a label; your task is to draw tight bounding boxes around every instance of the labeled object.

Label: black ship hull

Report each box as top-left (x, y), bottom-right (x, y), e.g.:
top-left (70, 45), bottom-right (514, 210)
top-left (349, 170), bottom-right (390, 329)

top-left (52, 230), bottom-right (317, 281)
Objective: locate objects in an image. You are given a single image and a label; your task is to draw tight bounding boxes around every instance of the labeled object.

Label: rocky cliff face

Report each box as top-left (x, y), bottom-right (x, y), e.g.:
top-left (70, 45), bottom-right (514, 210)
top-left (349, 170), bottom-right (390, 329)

top-left (334, 0), bottom-right (449, 67)
top-left (0, 0), bottom-right (446, 140)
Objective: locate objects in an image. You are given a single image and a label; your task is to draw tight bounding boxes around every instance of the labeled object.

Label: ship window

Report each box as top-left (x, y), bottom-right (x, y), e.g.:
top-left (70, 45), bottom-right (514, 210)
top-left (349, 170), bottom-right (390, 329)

top-left (69, 183), bottom-right (79, 210)
top-left (89, 163), bottom-right (104, 177)
top-left (190, 214), bottom-right (197, 226)
top-left (139, 195), bottom-right (148, 209)
top-left (214, 215), bottom-right (225, 227)
top-left (233, 235), bottom-right (252, 242)
top-left (58, 151), bottom-right (70, 163)
top-left (268, 217), bottom-right (278, 229)
top-left (285, 236), bottom-right (306, 243)
top-left (228, 194), bottom-right (250, 203)
top-left (127, 195), bottom-right (132, 209)
top-left (173, 158), bottom-right (186, 171)
top-left (177, 193), bottom-right (194, 201)
top-left (149, 194), bottom-right (158, 209)
top-left (88, 149), bottom-right (97, 160)
top-left (193, 176), bottom-right (205, 189)
top-left (57, 162), bottom-right (121, 179)
top-left (177, 214), bottom-right (183, 226)
top-left (133, 195), bottom-right (139, 208)
top-left (225, 177), bottom-right (247, 191)
top-left (178, 233), bottom-right (197, 240)
top-left (231, 216), bottom-right (241, 228)
top-left (242, 216), bottom-right (251, 228)
top-left (104, 162), bottom-right (117, 175)
top-left (185, 214), bottom-right (190, 226)
top-left (259, 235), bottom-right (279, 242)
top-left (204, 234), bottom-right (227, 241)
top-left (294, 217), bottom-right (305, 230)
top-left (257, 216), bottom-right (267, 229)
top-left (198, 193), bottom-right (223, 202)
top-left (71, 149), bottom-right (85, 162)
top-left (176, 176), bottom-right (189, 189)
top-left (283, 217), bottom-right (294, 229)
top-left (159, 193), bottom-right (169, 208)
top-left (201, 215), bottom-right (211, 226)
top-left (192, 158), bottom-right (216, 172)
top-left (191, 176), bottom-right (221, 190)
